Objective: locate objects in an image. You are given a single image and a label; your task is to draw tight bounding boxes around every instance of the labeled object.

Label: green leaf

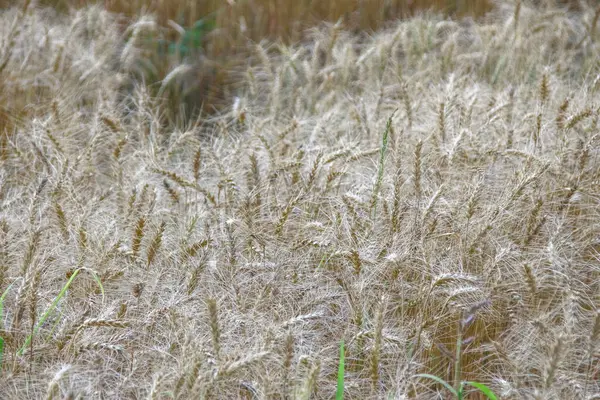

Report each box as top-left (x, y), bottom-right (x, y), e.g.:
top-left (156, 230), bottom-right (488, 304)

top-left (336, 340), bottom-right (345, 400)
top-left (193, 17), bottom-right (216, 34)
top-left (413, 374), bottom-right (458, 398)
top-left (84, 268), bottom-right (105, 304)
top-left (184, 29), bottom-right (203, 49)
top-left (464, 381), bottom-right (498, 400)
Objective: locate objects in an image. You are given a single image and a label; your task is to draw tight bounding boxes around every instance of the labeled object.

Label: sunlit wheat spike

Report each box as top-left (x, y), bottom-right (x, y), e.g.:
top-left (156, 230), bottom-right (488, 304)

top-left (146, 221), bottom-right (165, 268)
top-left (132, 217), bottom-right (146, 258)
top-left (207, 298), bottom-right (221, 359)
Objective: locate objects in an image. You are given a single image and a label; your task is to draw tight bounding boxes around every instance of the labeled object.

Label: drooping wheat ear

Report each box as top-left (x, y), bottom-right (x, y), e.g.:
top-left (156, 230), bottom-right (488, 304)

top-left (162, 179), bottom-right (180, 205)
top-left (566, 108), bottom-right (592, 130)
top-left (544, 335), bottom-right (564, 391)
top-left (413, 140), bottom-right (423, 200)
top-left (80, 318), bottom-right (129, 330)
top-left (151, 168), bottom-right (195, 189)
top-left (556, 97), bottom-right (569, 130)
top-left (53, 200), bottom-right (68, 242)
top-left (146, 221), bottom-right (165, 268)
top-left (132, 217), bottom-right (146, 259)
top-left (506, 165), bottom-right (548, 209)
top-left (298, 360), bottom-right (321, 400)
top-left (76, 342), bottom-right (124, 356)
top-left (347, 148), bottom-right (380, 163)
top-left (158, 64), bottom-right (192, 98)
top-left (278, 119), bottom-right (299, 141)
top-left (422, 185), bottom-right (444, 224)
top-left (219, 351), bottom-right (270, 377)
top-left (283, 332), bottom-right (295, 397)
top-left (46, 365), bottom-right (71, 400)
top-left (371, 296), bottom-right (386, 393)
top-left (207, 298), bottom-right (221, 360)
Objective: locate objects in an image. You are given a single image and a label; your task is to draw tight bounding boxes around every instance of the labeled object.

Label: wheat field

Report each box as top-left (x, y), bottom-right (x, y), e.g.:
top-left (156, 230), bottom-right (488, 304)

top-left (0, 0), bottom-right (600, 399)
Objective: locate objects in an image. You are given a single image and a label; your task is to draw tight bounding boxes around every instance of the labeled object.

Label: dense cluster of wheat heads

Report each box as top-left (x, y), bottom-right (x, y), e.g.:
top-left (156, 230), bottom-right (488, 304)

top-left (1, 1), bottom-right (600, 399)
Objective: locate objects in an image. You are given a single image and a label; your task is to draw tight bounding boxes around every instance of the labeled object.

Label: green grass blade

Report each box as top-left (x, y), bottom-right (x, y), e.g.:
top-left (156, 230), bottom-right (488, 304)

top-left (413, 374), bottom-right (458, 398)
top-left (83, 268), bottom-right (105, 304)
top-left (336, 340), bottom-right (345, 400)
top-left (17, 268), bottom-right (81, 356)
top-left (464, 382), bottom-right (498, 400)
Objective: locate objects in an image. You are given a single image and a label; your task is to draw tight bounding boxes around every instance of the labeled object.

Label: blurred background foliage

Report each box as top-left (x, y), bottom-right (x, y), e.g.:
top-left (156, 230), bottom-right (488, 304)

top-left (0, 0), bottom-right (586, 120)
